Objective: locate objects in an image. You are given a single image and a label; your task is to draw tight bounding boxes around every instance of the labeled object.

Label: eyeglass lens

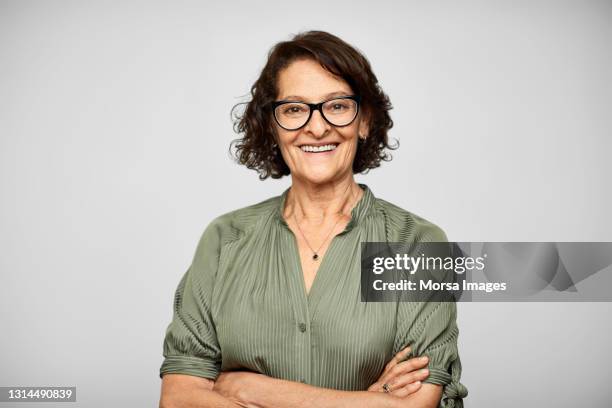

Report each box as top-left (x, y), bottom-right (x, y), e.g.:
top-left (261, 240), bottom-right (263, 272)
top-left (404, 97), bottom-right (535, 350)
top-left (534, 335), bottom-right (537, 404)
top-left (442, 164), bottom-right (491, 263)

top-left (274, 98), bottom-right (358, 130)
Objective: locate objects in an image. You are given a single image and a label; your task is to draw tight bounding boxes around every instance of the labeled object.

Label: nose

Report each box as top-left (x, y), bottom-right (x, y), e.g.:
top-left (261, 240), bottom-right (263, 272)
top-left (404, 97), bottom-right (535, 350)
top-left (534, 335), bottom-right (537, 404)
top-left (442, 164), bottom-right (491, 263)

top-left (303, 109), bottom-right (330, 138)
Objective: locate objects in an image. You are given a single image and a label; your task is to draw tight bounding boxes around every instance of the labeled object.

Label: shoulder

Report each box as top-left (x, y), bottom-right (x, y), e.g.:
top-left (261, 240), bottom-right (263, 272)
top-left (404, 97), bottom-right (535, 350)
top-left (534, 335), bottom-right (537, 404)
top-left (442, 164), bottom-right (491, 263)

top-left (186, 195), bottom-right (280, 277)
top-left (197, 194), bottom-right (281, 248)
top-left (372, 196), bottom-right (448, 243)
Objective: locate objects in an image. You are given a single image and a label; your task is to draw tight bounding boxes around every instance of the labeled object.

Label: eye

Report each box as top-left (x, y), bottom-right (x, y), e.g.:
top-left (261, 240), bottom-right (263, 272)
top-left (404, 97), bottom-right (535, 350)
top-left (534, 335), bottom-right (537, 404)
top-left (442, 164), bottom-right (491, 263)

top-left (280, 104), bottom-right (308, 115)
top-left (325, 100), bottom-right (353, 114)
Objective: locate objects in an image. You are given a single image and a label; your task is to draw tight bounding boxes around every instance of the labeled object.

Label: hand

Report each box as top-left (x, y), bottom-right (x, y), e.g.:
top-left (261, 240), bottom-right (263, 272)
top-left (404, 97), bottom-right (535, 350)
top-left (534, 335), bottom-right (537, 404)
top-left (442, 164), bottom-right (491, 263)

top-left (367, 346), bottom-right (430, 398)
top-left (213, 371), bottom-right (265, 407)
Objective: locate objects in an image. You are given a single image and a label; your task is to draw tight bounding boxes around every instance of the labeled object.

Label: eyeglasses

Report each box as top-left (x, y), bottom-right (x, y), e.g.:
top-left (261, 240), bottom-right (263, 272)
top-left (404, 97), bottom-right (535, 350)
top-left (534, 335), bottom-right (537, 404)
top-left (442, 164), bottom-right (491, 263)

top-left (272, 95), bottom-right (361, 131)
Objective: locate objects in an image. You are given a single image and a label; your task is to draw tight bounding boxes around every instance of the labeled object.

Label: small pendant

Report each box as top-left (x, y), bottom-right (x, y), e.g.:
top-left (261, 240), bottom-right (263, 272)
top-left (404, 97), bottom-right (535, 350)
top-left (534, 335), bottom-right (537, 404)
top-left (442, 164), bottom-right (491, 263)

top-left (312, 253), bottom-right (319, 261)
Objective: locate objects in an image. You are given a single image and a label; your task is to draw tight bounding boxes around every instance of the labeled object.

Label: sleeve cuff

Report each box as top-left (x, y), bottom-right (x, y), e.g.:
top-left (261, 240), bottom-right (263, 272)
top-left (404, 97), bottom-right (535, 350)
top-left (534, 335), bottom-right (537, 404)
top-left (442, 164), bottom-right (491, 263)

top-left (423, 367), bottom-right (452, 385)
top-left (424, 367), bottom-right (468, 408)
top-left (159, 355), bottom-right (220, 380)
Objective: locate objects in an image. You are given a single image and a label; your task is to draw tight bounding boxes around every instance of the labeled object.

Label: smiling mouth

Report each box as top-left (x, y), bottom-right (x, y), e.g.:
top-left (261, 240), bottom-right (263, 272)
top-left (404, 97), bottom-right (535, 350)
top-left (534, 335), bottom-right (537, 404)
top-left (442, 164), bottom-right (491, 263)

top-left (299, 143), bottom-right (339, 153)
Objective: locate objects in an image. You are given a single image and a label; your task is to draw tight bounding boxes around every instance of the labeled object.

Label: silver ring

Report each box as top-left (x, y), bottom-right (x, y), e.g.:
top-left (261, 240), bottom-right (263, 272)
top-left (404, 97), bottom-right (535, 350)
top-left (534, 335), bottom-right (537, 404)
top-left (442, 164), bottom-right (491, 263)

top-left (382, 383), bottom-right (391, 393)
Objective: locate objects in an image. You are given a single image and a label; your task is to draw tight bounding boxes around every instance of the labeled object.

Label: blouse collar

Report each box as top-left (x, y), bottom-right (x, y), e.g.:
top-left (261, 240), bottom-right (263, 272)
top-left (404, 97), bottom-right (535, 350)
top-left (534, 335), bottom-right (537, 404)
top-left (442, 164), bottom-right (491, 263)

top-left (274, 183), bottom-right (376, 234)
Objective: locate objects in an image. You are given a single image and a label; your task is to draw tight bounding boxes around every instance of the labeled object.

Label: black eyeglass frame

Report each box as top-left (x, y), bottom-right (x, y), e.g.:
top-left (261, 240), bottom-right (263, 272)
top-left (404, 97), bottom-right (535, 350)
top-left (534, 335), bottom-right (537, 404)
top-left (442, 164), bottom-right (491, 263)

top-left (271, 95), bottom-right (362, 131)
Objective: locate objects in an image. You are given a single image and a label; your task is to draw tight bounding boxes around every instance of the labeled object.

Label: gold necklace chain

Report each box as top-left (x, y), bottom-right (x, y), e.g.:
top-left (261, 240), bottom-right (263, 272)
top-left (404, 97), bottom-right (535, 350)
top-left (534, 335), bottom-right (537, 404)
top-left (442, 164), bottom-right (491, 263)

top-left (291, 186), bottom-right (360, 261)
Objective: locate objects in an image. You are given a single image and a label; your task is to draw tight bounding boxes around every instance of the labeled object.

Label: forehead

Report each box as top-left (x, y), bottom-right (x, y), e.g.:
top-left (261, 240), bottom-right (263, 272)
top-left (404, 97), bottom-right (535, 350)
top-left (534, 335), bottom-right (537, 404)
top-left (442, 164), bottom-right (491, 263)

top-left (276, 58), bottom-right (353, 101)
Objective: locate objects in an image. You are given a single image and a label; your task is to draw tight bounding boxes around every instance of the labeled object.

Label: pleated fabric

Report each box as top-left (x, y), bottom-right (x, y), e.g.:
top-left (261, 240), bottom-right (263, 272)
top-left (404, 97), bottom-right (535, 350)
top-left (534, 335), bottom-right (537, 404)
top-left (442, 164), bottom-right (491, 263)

top-left (160, 183), bottom-right (467, 407)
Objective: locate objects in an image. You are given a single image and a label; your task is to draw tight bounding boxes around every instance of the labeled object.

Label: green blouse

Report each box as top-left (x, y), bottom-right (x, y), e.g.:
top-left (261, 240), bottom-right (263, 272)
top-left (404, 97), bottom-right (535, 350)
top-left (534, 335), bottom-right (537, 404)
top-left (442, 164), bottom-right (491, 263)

top-left (159, 184), bottom-right (468, 407)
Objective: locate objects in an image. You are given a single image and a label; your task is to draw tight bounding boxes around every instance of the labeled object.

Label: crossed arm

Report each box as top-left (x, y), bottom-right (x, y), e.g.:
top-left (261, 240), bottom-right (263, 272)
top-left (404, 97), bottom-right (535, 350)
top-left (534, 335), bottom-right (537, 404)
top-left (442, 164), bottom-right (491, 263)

top-left (159, 348), bottom-right (442, 408)
top-left (160, 374), bottom-right (441, 408)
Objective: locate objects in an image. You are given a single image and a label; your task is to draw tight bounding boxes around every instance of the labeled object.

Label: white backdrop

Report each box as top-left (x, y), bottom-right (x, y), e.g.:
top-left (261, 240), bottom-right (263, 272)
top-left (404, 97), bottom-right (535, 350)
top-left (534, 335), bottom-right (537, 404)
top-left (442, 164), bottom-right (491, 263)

top-left (1, 0), bottom-right (611, 406)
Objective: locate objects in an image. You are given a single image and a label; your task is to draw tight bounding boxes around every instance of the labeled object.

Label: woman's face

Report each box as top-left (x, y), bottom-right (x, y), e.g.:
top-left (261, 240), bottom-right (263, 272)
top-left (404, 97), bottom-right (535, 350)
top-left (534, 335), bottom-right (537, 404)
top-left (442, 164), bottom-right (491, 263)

top-left (274, 58), bottom-right (369, 185)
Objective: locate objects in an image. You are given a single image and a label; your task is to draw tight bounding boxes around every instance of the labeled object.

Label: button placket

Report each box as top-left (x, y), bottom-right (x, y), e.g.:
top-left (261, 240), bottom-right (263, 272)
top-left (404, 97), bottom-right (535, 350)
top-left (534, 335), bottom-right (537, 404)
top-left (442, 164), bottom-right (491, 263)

top-left (298, 317), bottom-right (312, 384)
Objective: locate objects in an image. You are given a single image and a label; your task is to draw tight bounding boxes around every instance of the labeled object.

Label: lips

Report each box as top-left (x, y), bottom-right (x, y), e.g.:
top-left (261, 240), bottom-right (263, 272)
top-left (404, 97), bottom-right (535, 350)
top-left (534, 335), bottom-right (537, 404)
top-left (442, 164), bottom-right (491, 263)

top-left (299, 143), bottom-right (339, 153)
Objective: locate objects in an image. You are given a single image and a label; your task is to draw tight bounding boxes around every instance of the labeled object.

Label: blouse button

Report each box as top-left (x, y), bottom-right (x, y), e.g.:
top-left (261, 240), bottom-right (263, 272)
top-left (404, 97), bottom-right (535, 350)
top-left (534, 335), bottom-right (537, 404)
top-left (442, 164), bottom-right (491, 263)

top-left (298, 323), bottom-right (307, 332)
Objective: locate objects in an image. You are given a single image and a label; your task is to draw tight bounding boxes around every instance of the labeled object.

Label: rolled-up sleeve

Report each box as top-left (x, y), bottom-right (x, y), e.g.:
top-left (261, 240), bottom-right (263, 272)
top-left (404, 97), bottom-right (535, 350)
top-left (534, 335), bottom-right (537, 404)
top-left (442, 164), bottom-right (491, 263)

top-left (394, 300), bottom-right (468, 407)
top-left (159, 221), bottom-right (223, 380)
top-left (393, 224), bottom-right (468, 408)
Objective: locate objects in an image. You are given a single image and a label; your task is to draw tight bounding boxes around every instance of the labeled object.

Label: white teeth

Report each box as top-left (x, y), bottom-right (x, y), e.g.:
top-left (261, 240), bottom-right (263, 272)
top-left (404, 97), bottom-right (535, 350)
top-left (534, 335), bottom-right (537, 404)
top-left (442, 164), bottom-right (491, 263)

top-left (300, 144), bottom-right (338, 153)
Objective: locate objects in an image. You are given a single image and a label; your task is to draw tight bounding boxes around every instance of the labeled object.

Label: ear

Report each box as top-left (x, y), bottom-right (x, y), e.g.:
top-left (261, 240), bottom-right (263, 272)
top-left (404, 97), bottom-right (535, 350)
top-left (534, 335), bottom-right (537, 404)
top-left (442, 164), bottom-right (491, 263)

top-left (270, 126), bottom-right (280, 145)
top-left (358, 109), bottom-right (371, 139)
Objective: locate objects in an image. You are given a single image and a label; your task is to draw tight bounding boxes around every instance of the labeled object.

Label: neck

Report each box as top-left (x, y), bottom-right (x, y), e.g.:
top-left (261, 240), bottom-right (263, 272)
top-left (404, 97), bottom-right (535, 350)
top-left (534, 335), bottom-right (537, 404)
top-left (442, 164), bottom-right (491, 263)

top-left (284, 175), bottom-right (364, 223)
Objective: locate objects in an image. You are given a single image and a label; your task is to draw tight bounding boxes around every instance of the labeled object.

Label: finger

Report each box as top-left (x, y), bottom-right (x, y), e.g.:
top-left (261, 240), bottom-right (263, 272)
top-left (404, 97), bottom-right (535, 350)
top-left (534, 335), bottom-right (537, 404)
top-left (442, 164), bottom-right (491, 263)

top-left (376, 368), bottom-right (429, 395)
top-left (388, 368), bottom-right (430, 392)
top-left (383, 346), bottom-right (412, 374)
top-left (373, 367), bottom-right (429, 396)
top-left (369, 364), bottom-right (427, 394)
top-left (383, 346), bottom-right (411, 375)
top-left (379, 356), bottom-right (429, 385)
top-left (380, 360), bottom-right (428, 386)
top-left (391, 380), bottom-right (422, 398)
top-left (372, 350), bottom-right (426, 393)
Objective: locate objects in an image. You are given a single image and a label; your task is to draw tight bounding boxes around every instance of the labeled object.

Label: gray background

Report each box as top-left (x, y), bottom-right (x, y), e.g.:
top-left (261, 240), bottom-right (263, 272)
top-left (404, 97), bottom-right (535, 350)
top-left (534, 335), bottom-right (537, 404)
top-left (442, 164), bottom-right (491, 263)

top-left (1, 0), bottom-right (611, 406)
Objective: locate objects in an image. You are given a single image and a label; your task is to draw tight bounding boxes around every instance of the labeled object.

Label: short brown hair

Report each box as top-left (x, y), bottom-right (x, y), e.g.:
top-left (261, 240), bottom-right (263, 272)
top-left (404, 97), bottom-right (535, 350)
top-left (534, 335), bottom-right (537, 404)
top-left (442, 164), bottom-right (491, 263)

top-left (230, 30), bottom-right (397, 179)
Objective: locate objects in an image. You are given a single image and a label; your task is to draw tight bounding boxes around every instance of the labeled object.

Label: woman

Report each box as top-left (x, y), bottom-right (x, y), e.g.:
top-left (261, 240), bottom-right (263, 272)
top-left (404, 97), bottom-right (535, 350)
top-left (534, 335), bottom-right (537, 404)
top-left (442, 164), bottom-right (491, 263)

top-left (159, 31), bottom-right (467, 408)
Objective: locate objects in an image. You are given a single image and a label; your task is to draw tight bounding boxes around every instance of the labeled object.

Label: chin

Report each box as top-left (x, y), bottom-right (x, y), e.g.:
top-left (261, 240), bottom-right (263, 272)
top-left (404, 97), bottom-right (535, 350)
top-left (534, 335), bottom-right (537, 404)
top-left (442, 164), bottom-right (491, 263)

top-left (301, 174), bottom-right (334, 186)
top-left (298, 168), bottom-right (345, 185)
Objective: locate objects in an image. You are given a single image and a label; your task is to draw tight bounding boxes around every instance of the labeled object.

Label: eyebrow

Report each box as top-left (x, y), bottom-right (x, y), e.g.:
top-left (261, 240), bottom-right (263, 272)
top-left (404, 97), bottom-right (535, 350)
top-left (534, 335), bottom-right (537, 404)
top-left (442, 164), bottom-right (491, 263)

top-left (278, 91), bottom-right (353, 101)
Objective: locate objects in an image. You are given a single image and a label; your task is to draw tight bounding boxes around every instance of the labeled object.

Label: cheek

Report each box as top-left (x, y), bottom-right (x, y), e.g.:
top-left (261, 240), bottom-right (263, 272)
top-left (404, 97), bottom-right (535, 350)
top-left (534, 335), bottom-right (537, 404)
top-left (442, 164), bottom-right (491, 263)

top-left (337, 137), bottom-right (359, 165)
top-left (340, 130), bottom-right (359, 152)
top-left (276, 130), bottom-right (295, 150)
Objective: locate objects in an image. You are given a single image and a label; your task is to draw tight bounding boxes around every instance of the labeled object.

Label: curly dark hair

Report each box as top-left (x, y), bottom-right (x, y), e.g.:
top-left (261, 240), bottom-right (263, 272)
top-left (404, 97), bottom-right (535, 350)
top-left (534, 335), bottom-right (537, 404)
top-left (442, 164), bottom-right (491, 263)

top-left (230, 30), bottom-right (397, 180)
